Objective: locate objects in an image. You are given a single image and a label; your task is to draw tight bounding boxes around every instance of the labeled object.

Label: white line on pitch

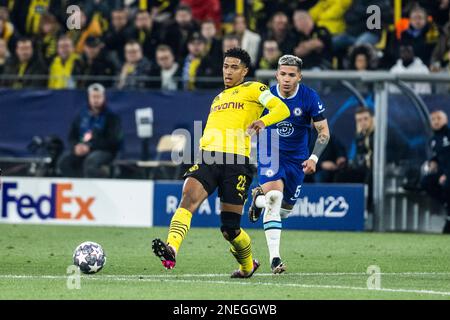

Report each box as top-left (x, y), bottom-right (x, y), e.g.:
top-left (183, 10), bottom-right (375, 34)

top-left (1, 274), bottom-right (450, 297)
top-left (2, 271), bottom-right (450, 279)
top-left (95, 272), bottom-right (450, 277)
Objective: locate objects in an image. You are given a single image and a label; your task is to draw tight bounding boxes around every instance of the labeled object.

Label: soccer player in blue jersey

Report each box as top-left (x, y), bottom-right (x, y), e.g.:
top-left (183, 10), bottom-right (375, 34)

top-left (248, 55), bottom-right (330, 273)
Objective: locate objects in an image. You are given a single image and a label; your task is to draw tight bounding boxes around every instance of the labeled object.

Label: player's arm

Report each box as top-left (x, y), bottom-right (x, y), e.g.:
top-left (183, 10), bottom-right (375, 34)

top-left (303, 117), bottom-right (330, 175)
top-left (247, 88), bottom-right (290, 135)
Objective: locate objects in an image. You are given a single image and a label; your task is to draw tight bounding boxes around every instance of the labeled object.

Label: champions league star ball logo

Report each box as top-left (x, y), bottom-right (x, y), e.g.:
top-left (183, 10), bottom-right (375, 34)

top-left (276, 121), bottom-right (294, 137)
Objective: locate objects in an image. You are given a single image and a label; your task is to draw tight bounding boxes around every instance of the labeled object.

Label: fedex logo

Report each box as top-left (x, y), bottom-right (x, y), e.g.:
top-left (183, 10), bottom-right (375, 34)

top-left (1, 182), bottom-right (95, 220)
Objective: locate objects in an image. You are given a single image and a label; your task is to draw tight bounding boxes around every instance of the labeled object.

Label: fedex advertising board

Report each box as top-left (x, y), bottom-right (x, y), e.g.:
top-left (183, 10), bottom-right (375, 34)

top-left (0, 177), bottom-right (153, 227)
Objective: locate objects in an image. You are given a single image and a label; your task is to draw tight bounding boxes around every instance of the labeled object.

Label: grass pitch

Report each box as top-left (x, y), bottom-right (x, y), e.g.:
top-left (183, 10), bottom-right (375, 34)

top-left (0, 224), bottom-right (449, 300)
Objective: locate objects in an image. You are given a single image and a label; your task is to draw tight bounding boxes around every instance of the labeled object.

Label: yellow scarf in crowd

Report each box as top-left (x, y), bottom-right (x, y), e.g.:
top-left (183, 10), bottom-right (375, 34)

top-left (1, 21), bottom-right (14, 43)
top-left (48, 53), bottom-right (79, 89)
top-left (26, 0), bottom-right (51, 35)
top-left (188, 57), bottom-right (201, 90)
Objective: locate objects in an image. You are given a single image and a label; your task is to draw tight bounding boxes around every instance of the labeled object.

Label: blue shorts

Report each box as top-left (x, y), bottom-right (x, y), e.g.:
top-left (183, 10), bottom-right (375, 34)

top-left (257, 157), bottom-right (306, 206)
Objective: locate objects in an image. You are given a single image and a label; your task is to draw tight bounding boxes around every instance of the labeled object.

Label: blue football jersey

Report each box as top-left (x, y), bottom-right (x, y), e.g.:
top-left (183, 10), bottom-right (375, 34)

top-left (258, 83), bottom-right (326, 161)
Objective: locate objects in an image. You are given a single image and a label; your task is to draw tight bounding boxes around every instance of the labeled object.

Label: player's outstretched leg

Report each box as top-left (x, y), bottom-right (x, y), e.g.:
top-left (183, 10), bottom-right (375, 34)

top-left (229, 229), bottom-right (260, 278)
top-left (152, 207), bottom-right (192, 269)
top-left (263, 190), bottom-right (286, 274)
top-left (249, 186), bottom-right (265, 222)
top-left (221, 211), bottom-right (260, 278)
top-left (152, 238), bottom-right (177, 269)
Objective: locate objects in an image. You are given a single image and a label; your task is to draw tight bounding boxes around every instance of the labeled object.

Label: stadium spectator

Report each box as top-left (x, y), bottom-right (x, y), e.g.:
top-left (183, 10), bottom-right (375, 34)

top-left (0, 9), bottom-right (17, 53)
top-left (333, 0), bottom-right (392, 53)
top-left (66, 6), bottom-right (103, 55)
top-left (2, 37), bottom-right (46, 88)
top-left (233, 14), bottom-right (261, 67)
top-left (131, 0), bottom-right (178, 22)
top-left (335, 106), bottom-right (374, 208)
top-left (308, 0), bottom-right (352, 36)
top-left (35, 13), bottom-right (61, 65)
top-left (399, 6), bottom-right (439, 67)
top-left (262, 12), bottom-right (297, 56)
top-left (58, 83), bottom-right (123, 178)
top-left (348, 44), bottom-right (378, 71)
top-left (0, 6), bottom-right (8, 19)
top-left (48, 35), bottom-right (82, 89)
top-left (196, 34), bottom-right (240, 89)
top-left (162, 4), bottom-right (200, 62)
top-left (129, 10), bottom-right (162, 64)
top-left (292, 10), bottom-right (332, 70)
top-left (430, 11), bottom-right (450, 72)
top-left (243, 0), bottom-right (296, 33)
top-left (221, 34), bottom-right (240, 53)
top-left (313, 134), bottom-right (347, 183)
top-left (347, 44), bottom-right (378, 94)
top-left (7, 0), bottom-right (63, 36)
top-left (148, 44), bottom-right (181, 90)
top-left (200, 20), bottom-right (222, 61)
top-left (117, 40), bottom-right (152, 90)
top-left (181, 32), bottom-right (206, 90)
top-left (389, 45), bottom-right (431, 95)
top-left (103, 7), bottom-right (132, 68)
top-left (0, 37), bottom-right (8, 73)
top-left (258, 39), bottom-right (282, 70)
top-left (78, 36), bottom-right (116, 89)
top-left (411, 0), bottom-right (450, 29)
top-left (181, 0), bottom-right (222, 29)
top-left (421, 110), bottom-right (450, 234)
top-left (82, 0), bottom-right (113, 31)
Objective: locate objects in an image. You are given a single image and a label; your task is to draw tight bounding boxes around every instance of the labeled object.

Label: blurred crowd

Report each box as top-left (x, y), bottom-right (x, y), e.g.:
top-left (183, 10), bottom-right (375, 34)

top-left (0, 0), bottom-right (449, 91)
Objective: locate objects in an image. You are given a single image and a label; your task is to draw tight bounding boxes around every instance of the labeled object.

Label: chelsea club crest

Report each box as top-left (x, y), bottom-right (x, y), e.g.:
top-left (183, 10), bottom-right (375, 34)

top-left (294, 108), bottom-right (302, 116)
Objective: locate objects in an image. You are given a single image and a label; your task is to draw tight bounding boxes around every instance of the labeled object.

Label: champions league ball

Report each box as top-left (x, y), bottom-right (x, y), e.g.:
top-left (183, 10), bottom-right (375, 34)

top-left (73, 241), bottom-right (106, 274)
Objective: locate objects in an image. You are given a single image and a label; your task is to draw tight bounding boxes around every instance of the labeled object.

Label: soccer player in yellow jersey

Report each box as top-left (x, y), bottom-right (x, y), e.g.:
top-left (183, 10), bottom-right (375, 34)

top-left (152, 48), bottom-right (290, 278)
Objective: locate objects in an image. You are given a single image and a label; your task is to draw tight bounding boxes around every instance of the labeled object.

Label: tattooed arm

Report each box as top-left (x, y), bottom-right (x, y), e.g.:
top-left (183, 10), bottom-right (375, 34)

top-left (302, 119), bottom-right (330, 175)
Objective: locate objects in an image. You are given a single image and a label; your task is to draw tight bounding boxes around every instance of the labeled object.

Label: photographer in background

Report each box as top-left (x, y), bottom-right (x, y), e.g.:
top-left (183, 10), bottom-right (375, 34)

top-left (335, 106), bottom-right (374, 210)
top-left (421, 110), bottom-right (450, 234)
top-left (57, 83), bottom-right (123, 178)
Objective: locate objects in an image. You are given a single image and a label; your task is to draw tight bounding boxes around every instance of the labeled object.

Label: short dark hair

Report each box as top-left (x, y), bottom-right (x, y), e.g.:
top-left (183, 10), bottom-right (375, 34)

top-left (176, 4), bottom-right (192, 13)
top-left (223, 34), bottom-right (240, 43)
top-left (111, 7), bottom-right (127, 14)
top-left (223, 47), bottom-right (251, 68)
top-left (355, 106), bottom-right (373, 116)
top-left (201, 19), bottom-right (215, 26)
top-left (156, 44), bottom-right (173, 53)
top-left (17, 36), bottom-right (33, 44)
top-left (125, 39), bottom-right (141, 48)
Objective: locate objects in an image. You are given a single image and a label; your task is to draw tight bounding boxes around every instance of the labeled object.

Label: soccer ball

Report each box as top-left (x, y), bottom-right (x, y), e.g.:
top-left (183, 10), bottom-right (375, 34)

top-left (73, 241), bottom-right (106, 274)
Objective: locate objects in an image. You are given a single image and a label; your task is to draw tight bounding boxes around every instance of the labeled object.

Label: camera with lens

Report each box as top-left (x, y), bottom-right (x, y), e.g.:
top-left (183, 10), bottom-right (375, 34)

top-left (27, 135), bottom-right (64, 176)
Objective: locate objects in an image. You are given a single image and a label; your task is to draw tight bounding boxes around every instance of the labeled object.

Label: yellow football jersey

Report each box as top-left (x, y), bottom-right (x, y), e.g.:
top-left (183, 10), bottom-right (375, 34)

top-left (200, 81), bottom-right (290, 157)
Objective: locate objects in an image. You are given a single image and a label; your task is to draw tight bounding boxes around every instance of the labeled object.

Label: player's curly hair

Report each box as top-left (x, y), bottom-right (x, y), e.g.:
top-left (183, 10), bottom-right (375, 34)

top-left (223, 48), bottom-right (251, 68)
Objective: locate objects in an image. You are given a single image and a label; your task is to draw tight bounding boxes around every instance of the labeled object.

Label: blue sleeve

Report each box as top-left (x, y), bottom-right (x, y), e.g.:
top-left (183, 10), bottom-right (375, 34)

top-left (309, 89), bottom-right (326, 118)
